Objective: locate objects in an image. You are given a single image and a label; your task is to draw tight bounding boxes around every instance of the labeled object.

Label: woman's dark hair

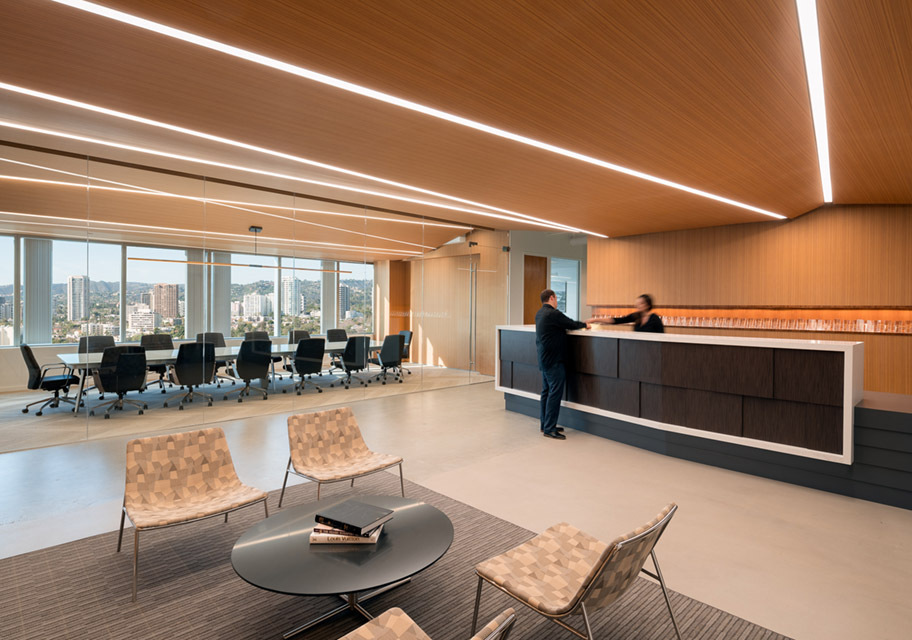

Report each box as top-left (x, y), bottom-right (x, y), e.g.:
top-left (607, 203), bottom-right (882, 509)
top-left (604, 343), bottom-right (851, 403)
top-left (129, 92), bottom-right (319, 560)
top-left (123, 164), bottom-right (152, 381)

top-left (638, 294), bottom-right (654, 311)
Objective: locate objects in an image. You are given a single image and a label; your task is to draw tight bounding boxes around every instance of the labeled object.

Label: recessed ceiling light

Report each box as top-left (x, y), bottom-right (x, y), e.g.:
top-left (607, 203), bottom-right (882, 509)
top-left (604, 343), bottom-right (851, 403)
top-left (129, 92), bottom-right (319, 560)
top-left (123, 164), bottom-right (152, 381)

top-left (48, 0), bottom-right (786, 220)
top-left (796, 0), bottom-right (833, 202)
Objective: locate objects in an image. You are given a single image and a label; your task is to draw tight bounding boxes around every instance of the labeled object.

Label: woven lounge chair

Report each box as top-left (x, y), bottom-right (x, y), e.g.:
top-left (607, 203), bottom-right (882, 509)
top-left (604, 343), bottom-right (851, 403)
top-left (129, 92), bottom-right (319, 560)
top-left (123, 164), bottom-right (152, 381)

top-left (472, 504), bottom-right (682, 640)
top-left (278, 407), bottom-right (404, 507)
top-left (338, 607), bottom-right (515, 640)
top-left (117, 427), bottom-right (268, 601)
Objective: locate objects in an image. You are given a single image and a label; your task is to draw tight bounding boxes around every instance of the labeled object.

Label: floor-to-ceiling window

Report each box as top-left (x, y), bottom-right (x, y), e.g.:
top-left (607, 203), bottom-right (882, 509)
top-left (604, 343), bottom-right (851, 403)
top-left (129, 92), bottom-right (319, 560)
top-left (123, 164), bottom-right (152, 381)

top-left (52, 240), bottom-right (120, 343)
top-left (338, 261), bottom-right (374, 334)
top-left (230, 253), bottom-right (277, 337)
top-left (125, 246), bottom-right (187, 340)
top-left (0, 236), bottom-right (16, 346)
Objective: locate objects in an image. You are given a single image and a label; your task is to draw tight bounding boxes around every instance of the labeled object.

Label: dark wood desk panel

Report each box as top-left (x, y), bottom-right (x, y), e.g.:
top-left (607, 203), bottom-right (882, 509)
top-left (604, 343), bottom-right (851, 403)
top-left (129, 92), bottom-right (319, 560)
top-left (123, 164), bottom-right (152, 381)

top-left (567, 373), bottom-right (638, 416)
top-left (500, 330), bottom-right (538, 366)
top-left (641, 383), bottom-right (743, 437)
top-left (774, 349), bottom-right (844, 407)
top-left (618, 340), bottom-right (662, 384)
top-left (661, 343), bottom-right (773, 398)
top-left (744, 397), bottom-right (842, 454)
top-left (568, 335), bottom-right (618, 377)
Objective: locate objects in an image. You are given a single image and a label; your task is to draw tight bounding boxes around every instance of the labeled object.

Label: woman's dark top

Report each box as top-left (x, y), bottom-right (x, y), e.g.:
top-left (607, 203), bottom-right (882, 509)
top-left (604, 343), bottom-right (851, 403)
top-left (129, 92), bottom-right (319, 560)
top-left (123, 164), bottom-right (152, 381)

top-left (613, 312), bottom-right (665, 333)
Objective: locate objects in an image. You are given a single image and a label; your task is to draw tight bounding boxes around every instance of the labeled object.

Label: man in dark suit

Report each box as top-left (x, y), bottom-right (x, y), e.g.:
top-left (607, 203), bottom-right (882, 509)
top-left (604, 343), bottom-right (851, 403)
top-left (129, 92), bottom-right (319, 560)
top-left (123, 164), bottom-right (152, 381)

top-left (535, 289), bottom-right (589, 439)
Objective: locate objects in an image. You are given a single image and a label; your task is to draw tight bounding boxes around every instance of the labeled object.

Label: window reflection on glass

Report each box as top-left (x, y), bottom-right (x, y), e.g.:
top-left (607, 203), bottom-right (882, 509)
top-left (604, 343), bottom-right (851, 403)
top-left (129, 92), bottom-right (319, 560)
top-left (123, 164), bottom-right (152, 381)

top-left (126, 246), bottom-right (186, 341)
top-left (338, 261), bottom-right (374, 334)
top-left (0, 236), bottom-right (15, 345)
top-left (550, 258), bottom-right (580, 319)
top-left (230, 253), bottom-right (277, 337)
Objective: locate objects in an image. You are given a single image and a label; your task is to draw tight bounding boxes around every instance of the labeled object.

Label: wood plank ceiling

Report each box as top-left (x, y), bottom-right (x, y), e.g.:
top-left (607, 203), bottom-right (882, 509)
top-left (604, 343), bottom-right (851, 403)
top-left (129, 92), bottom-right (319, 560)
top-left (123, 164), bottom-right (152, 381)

top-left (0, 0), bottom-right (909, 259)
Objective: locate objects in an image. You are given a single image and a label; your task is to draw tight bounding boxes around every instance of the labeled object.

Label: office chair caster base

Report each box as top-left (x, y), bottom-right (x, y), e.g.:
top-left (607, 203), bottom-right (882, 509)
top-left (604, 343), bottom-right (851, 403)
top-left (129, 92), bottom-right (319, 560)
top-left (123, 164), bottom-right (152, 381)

top-left (22, 408), bottom-right (28, 414)
top-left (179, 405), bottom-right (184, 410)
top-left (317, 388), bottom-right (323, 393)
top-left (208, 401), bottom-right (213, 407)
top-left (238, 398), bottom-right (243, 403)
top-left (263, 394), bottom-right (268, 400)
top-left (35, 411), bottom-right (42, 416)
top-left (138, 410), bottom-right (143, 415)
top-left (104, 414), bottom-right (110, 419)
top-left (163, 402), bottom-right (169, 407)
top-left (89, 410), bottom-right (95, 416)
top-left (161, 389), bottom-right (166, 394)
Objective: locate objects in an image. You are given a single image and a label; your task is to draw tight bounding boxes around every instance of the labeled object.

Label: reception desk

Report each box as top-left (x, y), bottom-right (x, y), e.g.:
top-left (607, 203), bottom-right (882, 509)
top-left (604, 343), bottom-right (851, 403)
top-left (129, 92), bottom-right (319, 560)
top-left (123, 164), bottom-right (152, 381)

top-left (496, 326), bottom-right (863, 465)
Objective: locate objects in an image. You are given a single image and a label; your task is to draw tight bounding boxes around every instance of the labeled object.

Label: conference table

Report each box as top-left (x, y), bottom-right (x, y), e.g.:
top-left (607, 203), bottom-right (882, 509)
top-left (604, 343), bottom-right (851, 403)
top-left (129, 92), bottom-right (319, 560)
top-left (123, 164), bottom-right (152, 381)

top-left (57, 339), bottom-right (382, 415)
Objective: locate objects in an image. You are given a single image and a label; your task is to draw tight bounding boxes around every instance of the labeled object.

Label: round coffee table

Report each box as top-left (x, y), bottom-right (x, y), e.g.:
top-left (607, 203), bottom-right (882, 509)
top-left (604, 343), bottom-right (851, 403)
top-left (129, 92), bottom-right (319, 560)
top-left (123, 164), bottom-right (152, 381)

top-left (231, 495), bottom-right (453, 638)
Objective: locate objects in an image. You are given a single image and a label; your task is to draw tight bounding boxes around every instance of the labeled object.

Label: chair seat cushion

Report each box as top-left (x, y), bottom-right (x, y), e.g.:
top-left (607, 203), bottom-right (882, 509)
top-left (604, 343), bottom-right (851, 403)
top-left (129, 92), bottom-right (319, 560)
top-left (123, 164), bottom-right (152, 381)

top-left (43, 374), bottom-right (81, 390)
top-left (294, 452), bottom-right (402, 482)
top-left (475, 522), bottom-right (609, 616)
top-left (125, 484), bottom-right (267, 529)
top-left (337, 607), bottom-right (431, 640)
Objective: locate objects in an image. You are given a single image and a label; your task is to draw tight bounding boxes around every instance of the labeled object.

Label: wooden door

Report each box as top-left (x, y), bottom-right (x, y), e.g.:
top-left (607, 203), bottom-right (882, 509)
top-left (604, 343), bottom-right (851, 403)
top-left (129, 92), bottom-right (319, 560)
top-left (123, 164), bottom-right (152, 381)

top-left (523, 255), bottom-right (548, 324)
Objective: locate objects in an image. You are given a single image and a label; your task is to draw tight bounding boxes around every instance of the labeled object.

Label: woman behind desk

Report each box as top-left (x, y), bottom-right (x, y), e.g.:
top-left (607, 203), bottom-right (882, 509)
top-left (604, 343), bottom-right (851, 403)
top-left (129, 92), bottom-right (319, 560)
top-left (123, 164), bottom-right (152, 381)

top-left (587, 294), bottom-right (664, 333)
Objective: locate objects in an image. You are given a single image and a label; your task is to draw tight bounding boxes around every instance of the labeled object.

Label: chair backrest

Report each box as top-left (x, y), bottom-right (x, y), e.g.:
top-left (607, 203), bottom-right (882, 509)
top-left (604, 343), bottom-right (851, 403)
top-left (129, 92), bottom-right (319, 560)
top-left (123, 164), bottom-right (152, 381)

top-left (294, 338), bottom-right (325, 376)
top-left (288, 329), bottom-right (310, 344)
top-left (582, 503), bottom-right (677, 611)
top-left (79, 335), bottom-right (115, 354)
top-left (123, 427), bottom-right (242, 508)
top-left (377, 334), bottom-right (404, 367)
top-left (173, 342), bottom-right (216, 386)
top-left (326, 328), bottom-right (348, 343)
top-left (398, 330), bottom-right (413, 359)
top-left (97, 346), bottom-right (147, 394)
top-left (20, 344), bottom-right (43, 390)
top-left (245, 330), bottom-right (270, 341)
top-left (139, 333), bottom-right (174, 351)
top-left (287, 407), bottom-right (370, 468)
top-left (469, 608), bottom-right (517, 640)
top-left (196, 332), bottom-right (226, 348)
top-left (235, 339), bottom-right (272, 381)
top-left (342, 336), bottom-right (370, 372)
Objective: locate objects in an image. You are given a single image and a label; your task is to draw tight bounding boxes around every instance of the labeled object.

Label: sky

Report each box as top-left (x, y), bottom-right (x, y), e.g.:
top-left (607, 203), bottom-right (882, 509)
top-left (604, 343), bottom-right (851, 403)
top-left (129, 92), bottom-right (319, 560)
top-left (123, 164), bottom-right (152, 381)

top-left (0, 237), bottom-right (373, 286)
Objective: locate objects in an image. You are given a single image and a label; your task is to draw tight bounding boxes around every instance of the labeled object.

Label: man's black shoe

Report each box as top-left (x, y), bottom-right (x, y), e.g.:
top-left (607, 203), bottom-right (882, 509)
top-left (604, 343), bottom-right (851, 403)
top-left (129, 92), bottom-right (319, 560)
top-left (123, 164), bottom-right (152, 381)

top-left (540, 427), bottom-right (565, 432)
top-left (543, 431), bottom-right (566, 440)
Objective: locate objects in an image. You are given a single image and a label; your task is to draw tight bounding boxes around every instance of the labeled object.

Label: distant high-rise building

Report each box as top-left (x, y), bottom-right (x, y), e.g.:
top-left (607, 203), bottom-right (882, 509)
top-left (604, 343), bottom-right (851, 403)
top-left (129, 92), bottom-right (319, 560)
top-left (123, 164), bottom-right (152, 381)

top-left (230, 301), bottom-right (244, 317)
top-left (151, 283), bottom-right (179, 319)
top-left (338, 283), bottom-right (351, 319)
top-left (129, 310), bottom-right (160, 333)
top-left (67, 275), bottom-right (89, 322)
top-left (282, 275), bottom-right (303, 316)
top-left (0, 295), bottom-right (12, 321)
top-left (243, 293), bottom-right (272, 317)
top-left (140, 292), bottom-right (152, 306)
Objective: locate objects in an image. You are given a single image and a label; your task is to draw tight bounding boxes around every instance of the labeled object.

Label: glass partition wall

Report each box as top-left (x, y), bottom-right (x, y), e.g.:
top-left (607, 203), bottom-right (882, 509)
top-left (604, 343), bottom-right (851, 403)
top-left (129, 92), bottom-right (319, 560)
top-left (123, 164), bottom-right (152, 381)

top-left (0, 146), bottom-right (507, 453)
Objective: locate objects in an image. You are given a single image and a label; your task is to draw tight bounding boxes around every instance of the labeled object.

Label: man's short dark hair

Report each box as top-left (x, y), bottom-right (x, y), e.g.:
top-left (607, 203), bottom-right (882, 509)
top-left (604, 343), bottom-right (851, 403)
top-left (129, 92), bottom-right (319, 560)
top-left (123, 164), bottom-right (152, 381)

top-left (638, 294), bottom-right (654, 310)
top-left (541, 289), bottom-right (556, 304)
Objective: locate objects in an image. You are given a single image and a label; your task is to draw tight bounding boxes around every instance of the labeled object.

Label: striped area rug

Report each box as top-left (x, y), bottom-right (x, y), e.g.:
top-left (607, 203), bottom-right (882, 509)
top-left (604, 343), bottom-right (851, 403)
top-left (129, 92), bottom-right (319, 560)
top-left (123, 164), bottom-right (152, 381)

top-left (0, 473), bottom-right (789, 639)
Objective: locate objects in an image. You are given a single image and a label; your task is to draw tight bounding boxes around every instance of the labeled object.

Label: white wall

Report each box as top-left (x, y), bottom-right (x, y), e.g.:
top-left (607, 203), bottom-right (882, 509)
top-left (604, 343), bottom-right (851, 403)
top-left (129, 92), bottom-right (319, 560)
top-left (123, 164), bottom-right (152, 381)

top-left (508, 230), bottom-right (588, 324)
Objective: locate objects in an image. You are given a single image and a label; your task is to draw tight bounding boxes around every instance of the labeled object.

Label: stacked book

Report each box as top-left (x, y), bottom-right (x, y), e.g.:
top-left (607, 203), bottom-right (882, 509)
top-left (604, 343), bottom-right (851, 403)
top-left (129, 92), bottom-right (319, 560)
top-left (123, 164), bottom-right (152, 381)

top-left (310, 499), bottom-right (394, 545)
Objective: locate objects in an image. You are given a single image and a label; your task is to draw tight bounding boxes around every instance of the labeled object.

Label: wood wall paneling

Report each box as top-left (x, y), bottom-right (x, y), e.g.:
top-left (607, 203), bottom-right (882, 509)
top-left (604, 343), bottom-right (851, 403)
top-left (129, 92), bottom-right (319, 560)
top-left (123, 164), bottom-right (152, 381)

top-left (388, 260), bottom-right (411, 337)
top-left (588, 205), bottom-right (912, 394)
top-left (523, 255), bottom-right (547, 324)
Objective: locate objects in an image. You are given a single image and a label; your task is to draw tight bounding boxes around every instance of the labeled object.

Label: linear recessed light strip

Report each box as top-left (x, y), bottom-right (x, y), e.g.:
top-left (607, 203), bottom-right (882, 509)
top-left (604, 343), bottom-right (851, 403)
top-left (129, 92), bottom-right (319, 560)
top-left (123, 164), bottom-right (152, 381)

top-left (48, 0), bottom-right (786, 220)
top-left (0, 210), bottom-right (422, 256)
top-left (0, 83), bottom-right (597, 235)
top-left (0, 172), bottom-right (438, 251)
top-left (0, 118), bottom-right (597, 233)
top-left (127, 257), bottom-right (351, 273)
top-left (0, 156), bottom-right (472, 230)
top-left (795, 0), bottom-right (833, 203)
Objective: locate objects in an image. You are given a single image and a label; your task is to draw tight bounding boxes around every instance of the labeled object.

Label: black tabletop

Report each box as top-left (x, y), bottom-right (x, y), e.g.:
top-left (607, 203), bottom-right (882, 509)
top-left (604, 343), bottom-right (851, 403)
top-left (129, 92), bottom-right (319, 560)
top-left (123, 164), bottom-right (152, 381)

top-left (231, 495), bottom-right (454, 596)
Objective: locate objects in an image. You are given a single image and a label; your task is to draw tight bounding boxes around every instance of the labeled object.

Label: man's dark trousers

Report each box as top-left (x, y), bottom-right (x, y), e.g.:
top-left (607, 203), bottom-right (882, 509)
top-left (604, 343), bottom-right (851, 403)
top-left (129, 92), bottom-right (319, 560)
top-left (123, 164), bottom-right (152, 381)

top-left (540, 361), bottom-right (566, 434)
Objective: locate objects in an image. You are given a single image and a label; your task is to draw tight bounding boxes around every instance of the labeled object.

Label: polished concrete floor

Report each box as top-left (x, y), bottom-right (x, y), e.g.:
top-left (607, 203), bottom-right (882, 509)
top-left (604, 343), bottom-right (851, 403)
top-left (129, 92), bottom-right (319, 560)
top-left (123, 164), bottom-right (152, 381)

top-left (1, 383), bottom-right (910, 640)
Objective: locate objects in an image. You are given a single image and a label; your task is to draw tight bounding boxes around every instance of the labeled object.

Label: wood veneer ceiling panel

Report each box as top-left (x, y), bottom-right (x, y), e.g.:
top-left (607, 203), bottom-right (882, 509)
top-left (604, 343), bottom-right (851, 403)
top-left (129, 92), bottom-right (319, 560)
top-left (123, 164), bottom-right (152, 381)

top-left (820, 0), bottom-right (912, 204)
top-left (0, 0), bottom-right (822, 238)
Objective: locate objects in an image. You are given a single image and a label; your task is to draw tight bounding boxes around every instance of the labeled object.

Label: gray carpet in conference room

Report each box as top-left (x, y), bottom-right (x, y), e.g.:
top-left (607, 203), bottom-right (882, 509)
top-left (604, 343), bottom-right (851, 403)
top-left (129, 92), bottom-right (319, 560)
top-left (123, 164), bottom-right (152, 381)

top-left (0, 473), bottom-right (790, 640)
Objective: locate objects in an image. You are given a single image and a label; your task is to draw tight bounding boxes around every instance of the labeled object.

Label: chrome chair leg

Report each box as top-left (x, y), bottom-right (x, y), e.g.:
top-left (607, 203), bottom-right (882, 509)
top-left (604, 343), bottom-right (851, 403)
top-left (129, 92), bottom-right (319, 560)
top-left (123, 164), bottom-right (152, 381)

top-left (580, 602), bottom-right (594, 640)
top-left (116, 509), bottom-right (125, 552)
top-left (278, 459), bottom-right (292, 508)
top-left (471, 575), bottom-right (484, 634)
top-left (132, 529), bottom-right (139, 602)
top-left (651, 550), bottom-right (683, 640)
top-left (399, 463), bottom-right (405, 497)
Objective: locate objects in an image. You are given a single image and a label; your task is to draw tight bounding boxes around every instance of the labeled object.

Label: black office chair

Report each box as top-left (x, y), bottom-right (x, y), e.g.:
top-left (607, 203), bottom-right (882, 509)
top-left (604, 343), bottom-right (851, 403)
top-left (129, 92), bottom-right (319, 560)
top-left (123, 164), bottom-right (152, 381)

top-left (246, 330), bottom-right (283, 380)
top-left (223, 340), bottom-right (271, 402)
top-left (20, 344), bottom-right (81, 416)
top-left (79, 335), bottom-right (116, 399)
top-left (399, 329), bottom-right (413, 375)
top-left (196, 332), bottom-right (235, 387)
top-left (368, 334), bottom-right (405, 385)
top-left (89, 346), bottom-right (148, 419)
top-left (164, 342), bottom-right (216, 409)
top-left (288, 329), bottom-right (310, 344)
top-left (282, 338), bottom-right (325, 395)
top-left (334, 336), bottom-right (370, 389)
top-left (326, 328), bottom-right (348, 373)
top-left (139, 333), bottom-right (174, 393)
